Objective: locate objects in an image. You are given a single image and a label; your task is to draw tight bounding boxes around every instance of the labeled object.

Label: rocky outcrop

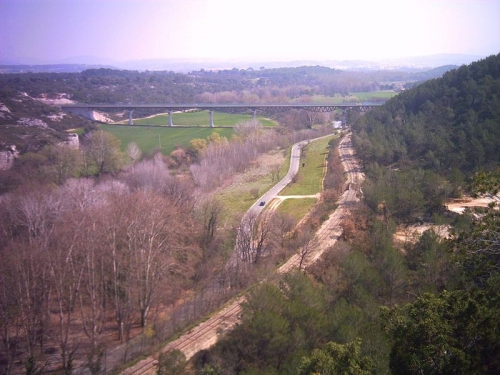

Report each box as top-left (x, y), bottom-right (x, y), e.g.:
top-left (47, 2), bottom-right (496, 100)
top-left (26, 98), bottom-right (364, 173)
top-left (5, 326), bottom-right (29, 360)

top-left (17, 117), bottom-right (49, 128)
top-left (65, 133), bottom-right (80, 148)
top-left (92, 110), bottom-right (114, 123)
top-left (0, 145), bottom-right (20, 170)
top-left (0, 102), bottom-right (12, 119)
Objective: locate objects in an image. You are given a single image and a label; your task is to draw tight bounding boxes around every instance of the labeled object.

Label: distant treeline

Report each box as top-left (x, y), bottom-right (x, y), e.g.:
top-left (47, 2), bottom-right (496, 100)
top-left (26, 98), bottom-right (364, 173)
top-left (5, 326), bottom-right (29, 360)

top-left (0, 64), bottom-right (454, 106)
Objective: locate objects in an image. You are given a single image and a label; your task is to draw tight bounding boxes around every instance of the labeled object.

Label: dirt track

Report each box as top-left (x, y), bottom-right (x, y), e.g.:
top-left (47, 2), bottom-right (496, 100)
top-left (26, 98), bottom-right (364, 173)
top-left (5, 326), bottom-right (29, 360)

top-left (121, 133), bottom-right (363, 374)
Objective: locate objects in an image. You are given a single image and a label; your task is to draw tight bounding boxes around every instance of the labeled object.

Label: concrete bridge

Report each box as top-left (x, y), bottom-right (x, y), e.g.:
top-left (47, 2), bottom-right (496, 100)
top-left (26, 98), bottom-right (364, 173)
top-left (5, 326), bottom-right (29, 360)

top-left (60, 102), bottom-right (381, 127)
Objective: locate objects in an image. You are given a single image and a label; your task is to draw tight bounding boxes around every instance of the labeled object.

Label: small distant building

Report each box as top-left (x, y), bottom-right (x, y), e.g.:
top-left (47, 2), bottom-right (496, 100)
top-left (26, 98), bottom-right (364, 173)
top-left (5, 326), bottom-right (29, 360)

top-left (332, 121), bottom-right (342, 129)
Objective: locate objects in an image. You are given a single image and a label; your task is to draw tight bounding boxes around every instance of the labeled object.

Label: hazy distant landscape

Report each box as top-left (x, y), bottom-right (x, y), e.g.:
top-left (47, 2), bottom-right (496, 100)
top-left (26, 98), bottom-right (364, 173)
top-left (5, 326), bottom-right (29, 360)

top-left (0, 53), bottom-right (484, 73)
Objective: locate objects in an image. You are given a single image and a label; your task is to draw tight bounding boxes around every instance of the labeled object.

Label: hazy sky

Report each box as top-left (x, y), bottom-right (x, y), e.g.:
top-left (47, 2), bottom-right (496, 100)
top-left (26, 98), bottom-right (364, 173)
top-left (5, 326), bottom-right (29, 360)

top-left (1, 0), bottom-right (499, 64)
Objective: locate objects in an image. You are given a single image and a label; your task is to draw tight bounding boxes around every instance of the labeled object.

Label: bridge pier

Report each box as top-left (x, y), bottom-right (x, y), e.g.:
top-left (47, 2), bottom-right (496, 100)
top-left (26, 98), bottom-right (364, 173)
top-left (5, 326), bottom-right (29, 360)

top-left (253, 109), bottom-right (257, 121)
top-left (209, 110), bottom-right (214, 127)
top-left (168, 110), bottom-right (173, 127)
top-left (128, 110), bottom-right (134, 125)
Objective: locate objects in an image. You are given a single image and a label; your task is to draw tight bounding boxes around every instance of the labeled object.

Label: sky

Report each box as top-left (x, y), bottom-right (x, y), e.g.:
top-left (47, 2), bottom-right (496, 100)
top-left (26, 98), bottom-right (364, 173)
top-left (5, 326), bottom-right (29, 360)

top-left (1, 0), bottom-right (499, 65)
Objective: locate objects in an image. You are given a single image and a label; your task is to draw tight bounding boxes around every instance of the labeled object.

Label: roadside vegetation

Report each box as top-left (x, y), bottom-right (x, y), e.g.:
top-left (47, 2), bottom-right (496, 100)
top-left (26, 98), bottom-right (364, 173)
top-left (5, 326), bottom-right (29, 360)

top-left (211, 148), bottom-right (287, 218)
top-left (281, 135), bottom-right (335, 196)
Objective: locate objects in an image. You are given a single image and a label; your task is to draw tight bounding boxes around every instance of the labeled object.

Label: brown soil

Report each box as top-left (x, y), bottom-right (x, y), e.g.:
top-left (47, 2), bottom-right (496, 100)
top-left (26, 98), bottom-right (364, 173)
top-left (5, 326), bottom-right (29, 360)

top-left (393, 195), bottom-right (499, 244)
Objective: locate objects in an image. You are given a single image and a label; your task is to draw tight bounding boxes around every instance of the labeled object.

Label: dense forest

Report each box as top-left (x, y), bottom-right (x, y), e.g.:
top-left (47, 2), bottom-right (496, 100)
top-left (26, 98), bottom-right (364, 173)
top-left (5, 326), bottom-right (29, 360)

top-left (353, 54), bottom-right (500, 177)
top-left (350, 54), bottom-right (500, 227)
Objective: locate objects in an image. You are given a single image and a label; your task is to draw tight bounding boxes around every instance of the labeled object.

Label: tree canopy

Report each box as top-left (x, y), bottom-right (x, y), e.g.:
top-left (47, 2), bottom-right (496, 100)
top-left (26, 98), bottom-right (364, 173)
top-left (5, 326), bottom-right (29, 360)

top-left (353, 54), bottom-right (500, 177)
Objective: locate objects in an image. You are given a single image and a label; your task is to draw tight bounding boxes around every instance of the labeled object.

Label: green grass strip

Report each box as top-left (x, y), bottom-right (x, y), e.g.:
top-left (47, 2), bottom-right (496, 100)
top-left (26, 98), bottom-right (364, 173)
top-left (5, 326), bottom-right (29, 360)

top-left (100, 124), bottom-right (234, 155)
top-left (280, 135), bottom-right (335, 195)
top-left (276, 197), bottom-right (317, 222)
top-left (130, 110), bottom-right (275, 127)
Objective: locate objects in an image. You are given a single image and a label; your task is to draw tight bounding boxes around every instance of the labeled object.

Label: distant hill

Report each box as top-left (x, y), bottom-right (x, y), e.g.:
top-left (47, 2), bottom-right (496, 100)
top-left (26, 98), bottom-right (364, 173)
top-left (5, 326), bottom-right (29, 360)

top-left (0, 54), bottom-right (486, 73)
top-left (109, 54), bottom-right (486, 72)
top-left (0, 64), bottom-right (116, 74)
top-left (411, 65), bottom-right (459, 80)
top-left (380, 53), bottom-right (485, 68)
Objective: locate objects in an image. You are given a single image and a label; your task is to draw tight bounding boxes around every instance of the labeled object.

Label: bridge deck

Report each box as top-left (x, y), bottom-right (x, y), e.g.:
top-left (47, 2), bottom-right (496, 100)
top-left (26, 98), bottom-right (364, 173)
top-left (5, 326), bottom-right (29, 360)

top-left (60, 103), bottom-right (382, 113)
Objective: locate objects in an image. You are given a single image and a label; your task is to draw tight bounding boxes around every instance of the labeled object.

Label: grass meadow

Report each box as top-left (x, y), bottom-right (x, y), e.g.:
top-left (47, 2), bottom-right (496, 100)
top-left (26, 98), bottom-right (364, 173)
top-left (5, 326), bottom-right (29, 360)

top-left (349, 91), bottom-right (398, 102)
top-left (276, 197), bottom-right (318, 222)
top-left (102, 110), bottom-right (275, 155)
top-left (130, 110), bottom-right (275, 127)
top-left (280, 135), bottom-right (335, 196)
top-left (100, 124), bottom-right (234, 155)
top-left (310, 91), bottom-right (398, 104)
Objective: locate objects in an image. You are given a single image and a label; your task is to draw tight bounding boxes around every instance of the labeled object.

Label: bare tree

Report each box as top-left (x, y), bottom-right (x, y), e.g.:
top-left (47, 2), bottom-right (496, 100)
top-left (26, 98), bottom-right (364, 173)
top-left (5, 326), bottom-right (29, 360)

top-left (48, 230), bottom-right (83, 373)
top-left (125, 192), bottom-right (178, 328)
top-left (0, 253), bottom-right (21, 374)
top-left (199, 198), bottom-right (223, 257)
top-left (194, 92), bottom-right (216, 103)
top-left (269, 211), bottom-right (296, 253)
top-left (233, 119), bottom-right (263, 140)
top-left (77, 212), bottom-right (107, 349)
top-left (236, 212), bottom-right (257, 263)
top-left (253, 211), bottom-right (274, 264)
top-left (126, 142), bottom-right (142, 164)
top-left (235, 211), bottom-right (275, 264)
top-left (295, 228), bottom-right (315, 270)
top-left (103, 197), bottom-right (133, 342)
top-left (10, 241), bottom-right (51, 371)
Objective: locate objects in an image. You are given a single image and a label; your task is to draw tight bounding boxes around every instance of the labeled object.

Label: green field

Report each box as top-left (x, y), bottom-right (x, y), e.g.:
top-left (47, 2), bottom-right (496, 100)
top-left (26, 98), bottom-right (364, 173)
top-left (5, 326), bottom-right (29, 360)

top-left (349, 91), bottom-right (398, 102)
top-left (281, 135), bottom-right (335, 195)
top-left (130, 110), bottom-right (275, 127)
top-left (100, 125), bottom-right (234, 155)
top-left (276, 197), bottom-right (318, 222)
top-left (310, 92), bottom-right (398, 104)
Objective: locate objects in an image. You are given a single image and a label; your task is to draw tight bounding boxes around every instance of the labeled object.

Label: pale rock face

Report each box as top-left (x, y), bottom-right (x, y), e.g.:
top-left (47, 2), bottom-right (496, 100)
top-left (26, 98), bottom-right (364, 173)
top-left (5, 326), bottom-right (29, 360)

top-left (65, 133), bottom-right (80, 148)
top-left (0, 145), bottom-right (20, 170)
top-left (0, 102), bottom-right (12, 119)
top-left (92, 110), bottom-right (114, 123)
top-left (17, 117), bottom-right (49, 128)
top-left (45, 112), bottom-right (67, 121)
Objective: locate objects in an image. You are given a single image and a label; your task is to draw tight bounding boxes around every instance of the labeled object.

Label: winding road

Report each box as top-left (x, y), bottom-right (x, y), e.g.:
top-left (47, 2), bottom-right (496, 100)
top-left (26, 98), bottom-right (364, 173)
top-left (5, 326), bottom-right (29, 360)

top-left (121, 132), bottom-right (364, 375)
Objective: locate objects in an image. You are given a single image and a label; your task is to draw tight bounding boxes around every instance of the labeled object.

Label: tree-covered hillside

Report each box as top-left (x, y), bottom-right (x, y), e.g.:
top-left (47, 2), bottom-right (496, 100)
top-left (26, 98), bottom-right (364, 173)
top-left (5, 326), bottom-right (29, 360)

top-left (353, 54), bottom-right (500, 177)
